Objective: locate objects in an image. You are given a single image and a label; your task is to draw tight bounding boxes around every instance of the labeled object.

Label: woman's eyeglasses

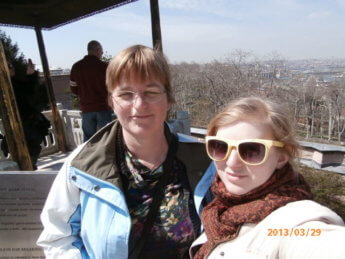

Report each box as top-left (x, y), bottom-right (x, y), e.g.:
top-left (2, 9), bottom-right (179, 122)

top-left (205, 136), bottom-right (285, 166)
top-left (112, 90), bottom-right (166, 105)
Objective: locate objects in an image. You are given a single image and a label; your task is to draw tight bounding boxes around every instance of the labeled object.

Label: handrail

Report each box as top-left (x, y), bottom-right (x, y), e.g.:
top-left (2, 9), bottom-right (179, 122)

top-left (1, 109), bottom-right (344, 175)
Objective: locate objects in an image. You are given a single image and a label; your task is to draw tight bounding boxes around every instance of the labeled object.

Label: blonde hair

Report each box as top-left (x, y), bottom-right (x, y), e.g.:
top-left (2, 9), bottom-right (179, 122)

top-left (207, 97), bottom-right (299, 159)
top-left (106, 45), bottom-right (174, 103)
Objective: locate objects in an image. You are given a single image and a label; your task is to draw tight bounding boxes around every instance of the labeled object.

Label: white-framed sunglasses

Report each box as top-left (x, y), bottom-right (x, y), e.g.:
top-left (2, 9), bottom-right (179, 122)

top-left (205, 136), bottom-right (285, 166)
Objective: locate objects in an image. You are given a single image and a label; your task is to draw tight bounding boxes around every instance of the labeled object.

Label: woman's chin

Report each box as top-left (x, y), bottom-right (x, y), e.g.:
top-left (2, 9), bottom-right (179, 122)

top-left (224, 183), bottom-right (251, 196)
top-left (124, 123), bottom-right (159, 137)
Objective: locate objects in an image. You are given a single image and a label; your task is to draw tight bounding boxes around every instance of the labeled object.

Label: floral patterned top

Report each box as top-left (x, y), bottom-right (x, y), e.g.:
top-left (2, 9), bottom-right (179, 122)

top-left (120, 147), bottom-right (200, 259)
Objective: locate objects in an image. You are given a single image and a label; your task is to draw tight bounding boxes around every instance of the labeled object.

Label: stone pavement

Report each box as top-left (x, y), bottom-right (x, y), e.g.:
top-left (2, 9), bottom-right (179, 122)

top-left (37, 151), bottom-right (71, 171)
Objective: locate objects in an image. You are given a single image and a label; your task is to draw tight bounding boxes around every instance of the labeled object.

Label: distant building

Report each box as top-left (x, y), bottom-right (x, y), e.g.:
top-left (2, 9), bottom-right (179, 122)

top-left (38, 68), bottom-right (70, 76)
top-left (261, 69), bottom-right (280, 79)
top-left (37, 71), bottom-right (74, 110)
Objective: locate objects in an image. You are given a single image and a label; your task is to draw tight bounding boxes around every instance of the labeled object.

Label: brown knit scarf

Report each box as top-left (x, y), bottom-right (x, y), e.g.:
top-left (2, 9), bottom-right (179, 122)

top-left (194, 163), bottom-right (312, 259)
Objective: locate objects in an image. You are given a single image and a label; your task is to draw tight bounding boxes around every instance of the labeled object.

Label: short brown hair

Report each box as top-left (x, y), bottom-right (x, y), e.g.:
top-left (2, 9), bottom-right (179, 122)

top-left (106, 45), bottom-right (174, 103)
top-left (207, 97), bottom-right (299, 159)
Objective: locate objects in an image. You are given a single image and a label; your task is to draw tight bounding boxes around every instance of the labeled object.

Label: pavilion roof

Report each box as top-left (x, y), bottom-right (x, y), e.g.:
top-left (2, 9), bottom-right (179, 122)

top-left (0, 0), bottom-right (137, 30)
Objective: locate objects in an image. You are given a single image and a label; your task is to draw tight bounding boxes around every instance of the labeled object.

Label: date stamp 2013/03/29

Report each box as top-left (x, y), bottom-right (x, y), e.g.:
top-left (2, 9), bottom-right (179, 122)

top-left (267, 228), bottom-right (322, 237)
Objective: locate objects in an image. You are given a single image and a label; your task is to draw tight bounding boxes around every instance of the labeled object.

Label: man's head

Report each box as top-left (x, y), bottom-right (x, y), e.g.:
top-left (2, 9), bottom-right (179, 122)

top-left (87, 40), bottom-right (103, 59)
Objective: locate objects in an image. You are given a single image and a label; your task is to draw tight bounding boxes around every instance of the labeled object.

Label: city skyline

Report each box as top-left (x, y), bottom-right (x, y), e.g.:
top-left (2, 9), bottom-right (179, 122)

top-left (1, 0), bottom-right (345, 69)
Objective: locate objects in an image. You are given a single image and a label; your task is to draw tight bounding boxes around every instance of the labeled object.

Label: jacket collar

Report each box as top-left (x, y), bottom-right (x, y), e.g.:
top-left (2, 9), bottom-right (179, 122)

top-left (84, 54), bottom-right (100, 61)
top-left (71, 120), bottom-right (175, 190)
top-left (71, 120), bottom-right (121, 188)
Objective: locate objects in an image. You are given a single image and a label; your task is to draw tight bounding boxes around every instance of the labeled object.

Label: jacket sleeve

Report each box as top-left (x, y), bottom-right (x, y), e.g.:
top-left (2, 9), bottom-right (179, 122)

top-left (70, 65), bottom-right (79, 95)
top-left (279, 221), bottom-right (345, 258)
top-left (37, 150), bottom-right (87, 259)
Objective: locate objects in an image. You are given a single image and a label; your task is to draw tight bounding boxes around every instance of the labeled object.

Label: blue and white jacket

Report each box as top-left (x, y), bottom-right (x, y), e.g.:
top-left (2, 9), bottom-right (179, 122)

top-left (37, 121), bottom-right (216, 258)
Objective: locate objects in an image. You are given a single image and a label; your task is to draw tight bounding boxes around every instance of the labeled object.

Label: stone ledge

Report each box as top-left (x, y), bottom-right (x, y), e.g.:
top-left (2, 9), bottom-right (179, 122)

top-left (0, 161), bottom-right (19, 171)
top-left (299, 141), bottom-right (345, 152)
top-left (299, 158), bottom-right (345, 175)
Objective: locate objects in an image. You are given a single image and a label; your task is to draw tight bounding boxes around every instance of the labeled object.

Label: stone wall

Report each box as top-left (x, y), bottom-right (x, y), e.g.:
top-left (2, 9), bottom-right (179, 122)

top-left (50, 74), bottom-right (74, 110)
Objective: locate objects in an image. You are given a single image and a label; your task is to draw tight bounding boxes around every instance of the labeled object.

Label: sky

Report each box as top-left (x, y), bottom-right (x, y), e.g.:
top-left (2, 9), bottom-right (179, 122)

top-left (1, 0), bottom-right (345, 69)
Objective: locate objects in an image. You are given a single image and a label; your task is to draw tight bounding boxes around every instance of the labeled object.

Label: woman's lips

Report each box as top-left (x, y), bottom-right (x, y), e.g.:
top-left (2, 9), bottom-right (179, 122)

top-left (225, 171), bottom-right (247, 180)
top-left (131, 114), bottom-right (153, 120)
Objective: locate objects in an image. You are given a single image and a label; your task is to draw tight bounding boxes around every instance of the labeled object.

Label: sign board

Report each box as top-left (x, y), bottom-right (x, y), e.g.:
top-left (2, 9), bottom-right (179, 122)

top-left (0, 172), bottom-right (57, 258)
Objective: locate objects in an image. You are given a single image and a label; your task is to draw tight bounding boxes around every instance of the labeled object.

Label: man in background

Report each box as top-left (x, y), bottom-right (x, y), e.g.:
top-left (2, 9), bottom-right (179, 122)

top-left (70, 40), bottom-right (113, 141)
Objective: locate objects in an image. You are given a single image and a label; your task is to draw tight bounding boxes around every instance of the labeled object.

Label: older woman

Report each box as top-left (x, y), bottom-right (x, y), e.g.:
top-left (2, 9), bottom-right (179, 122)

top-left (37, 45), bottom-right (215, 259)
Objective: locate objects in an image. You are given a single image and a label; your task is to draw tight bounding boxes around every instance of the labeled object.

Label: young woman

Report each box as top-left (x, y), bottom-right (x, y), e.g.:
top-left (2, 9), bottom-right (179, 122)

top-left (191, 97), bottom-right (345, 259)
top-left (37, 45), bottom-right (215, 259)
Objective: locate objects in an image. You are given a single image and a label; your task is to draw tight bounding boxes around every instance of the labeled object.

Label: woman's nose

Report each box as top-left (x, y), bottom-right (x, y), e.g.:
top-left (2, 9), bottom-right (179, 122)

top-left (225, 148), bottom-right (243, 168)
top-left (133, 94), bottom-right (147, 108)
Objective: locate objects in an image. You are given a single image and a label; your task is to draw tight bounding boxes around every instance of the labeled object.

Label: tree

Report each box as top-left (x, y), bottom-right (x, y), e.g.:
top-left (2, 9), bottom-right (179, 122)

top-left (0, 29), bottom-right (49, 111)
top-left (101, 51), bottom-right (112, 63)
top-left (0, 29), bottom-right (27, 79)
top-left (327, 82), bottom-right (345, 142)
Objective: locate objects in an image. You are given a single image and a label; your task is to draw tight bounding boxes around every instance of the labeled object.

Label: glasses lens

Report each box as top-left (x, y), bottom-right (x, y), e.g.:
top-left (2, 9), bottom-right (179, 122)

top-left (143, 91), bottom-right (164, 103)
top-left (115, 92), bottom-right (134, 102)
top-left (114, 91), bottom-right (165, 104)
top-left (207, 139), bottom-right (228, 160)
top-left (238, 142), bottom-right (265, 164)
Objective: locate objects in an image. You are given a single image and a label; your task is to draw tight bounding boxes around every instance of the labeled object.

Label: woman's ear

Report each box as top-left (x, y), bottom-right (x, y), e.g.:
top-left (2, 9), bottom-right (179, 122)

top-left (167, 101), bottom-right (172, 111)
top-left (107, 94), bottom-right (113, 109)
top-left (276, 151), bottom-right (289, 169)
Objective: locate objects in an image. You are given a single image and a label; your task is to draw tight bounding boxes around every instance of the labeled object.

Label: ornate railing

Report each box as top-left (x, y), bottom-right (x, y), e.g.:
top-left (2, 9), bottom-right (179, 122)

top-left (0, 104), bottom-right (83, 161)
top-left (0, 106), bottom-right (190, 162)
top-left (0, 122), bottom-right (7, 161)
top-left (1, 107), bottom-right (344, 174)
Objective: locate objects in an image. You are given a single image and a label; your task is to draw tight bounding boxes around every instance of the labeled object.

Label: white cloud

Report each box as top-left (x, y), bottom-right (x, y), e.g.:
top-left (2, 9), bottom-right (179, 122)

top-left (162, 17), bottom-right (236, 42)
top-left (307, 11), bottom-right (332, 19)
top-left (271, 0), bottom-right (302, 9)
top-left (4, 0), bottom-right (345, 68)
top-left (160, 0), bottom-right (224, 11)
top-left (159, 0), bottom-right (248, 20)
top-left (160, 16), bottom-right (238, 62)
top-left (335, 0), bottom-right (345, 7)
top-left (84, 11), bottom-right (150, 37)
top-left (160, 0), bottom-right (303, 20)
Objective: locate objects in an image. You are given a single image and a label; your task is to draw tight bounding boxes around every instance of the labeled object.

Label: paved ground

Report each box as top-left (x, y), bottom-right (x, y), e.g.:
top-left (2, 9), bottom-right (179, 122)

top-left (37, 151), bottom-right (71, 171)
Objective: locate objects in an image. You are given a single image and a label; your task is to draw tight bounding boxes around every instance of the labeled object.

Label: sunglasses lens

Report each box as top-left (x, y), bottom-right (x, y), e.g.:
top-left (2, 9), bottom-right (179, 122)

top-left (238, 142), bottom-right (266, 164)
top-left (207, 139), bottom-right (228, 160)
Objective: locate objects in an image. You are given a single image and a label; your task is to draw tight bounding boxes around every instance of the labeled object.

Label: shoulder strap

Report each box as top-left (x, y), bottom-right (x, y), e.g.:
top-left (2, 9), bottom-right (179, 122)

top-left (128, 134), bottom-right (178, 259)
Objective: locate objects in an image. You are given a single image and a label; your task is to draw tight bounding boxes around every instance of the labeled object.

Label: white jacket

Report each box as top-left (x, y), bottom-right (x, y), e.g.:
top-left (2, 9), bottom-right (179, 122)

top-left (190, 200), bottom-right (345, 259)
top-left (37, 121), bottom-right (216, 258)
